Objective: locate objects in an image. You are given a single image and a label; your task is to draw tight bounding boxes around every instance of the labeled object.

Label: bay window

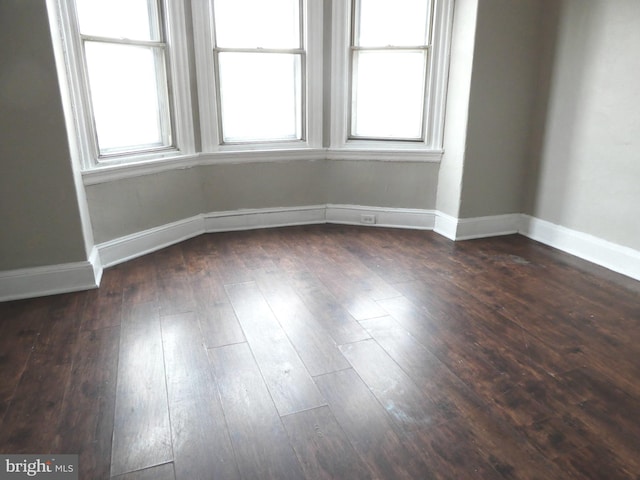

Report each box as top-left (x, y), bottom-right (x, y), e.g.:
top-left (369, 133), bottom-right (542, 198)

top-left (49, 0), bottom-right (451, 174)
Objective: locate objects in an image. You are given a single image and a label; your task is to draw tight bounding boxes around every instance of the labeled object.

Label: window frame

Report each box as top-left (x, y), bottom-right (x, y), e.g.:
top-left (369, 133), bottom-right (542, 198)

top-left (192, 0), bottom-right (323, 153)
top-left (329, 0), bottom-right (453, 160)
top-left (51, 0), bottom-right (195, 170)
top-left (50, 0), bottom-right (451, 179)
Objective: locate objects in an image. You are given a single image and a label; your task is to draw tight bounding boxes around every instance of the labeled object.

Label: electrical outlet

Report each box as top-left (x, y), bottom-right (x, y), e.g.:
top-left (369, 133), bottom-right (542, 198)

top-left (360, 214), bottom-right (376, 224)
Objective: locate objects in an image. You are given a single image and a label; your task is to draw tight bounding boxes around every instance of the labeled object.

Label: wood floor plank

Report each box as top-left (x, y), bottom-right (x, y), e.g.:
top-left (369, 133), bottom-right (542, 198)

top-left (208, 343), bottom-right (305, 480)
top-left (121, 255), bottom-right (159, 307)
top-left (81, 265), bottom-right (124, 332)
top-left (375, 295), bottom-right (507, 394)
top-left (358, 314), bottom-right (568, 480)
top-left (0, 298), bottom-right (46, 424)
top-left (287, 232), bottom-right (388, 321)
top-left (255, 269), bottom-right (350, 377)
top-left (225, 282), bottom-right (325, 415)
top-left (55, 326), bottom-right (120, 480)
top-left (314, 368), bottom-right (437, 480)
top-left (0, 353), bottom-right (72, 453)
top-left (287, 270), bottom-right (372, 345)
top-left (33, 292), bottom-right (86, 365)
top-left (110, 302), bottom-right (172, 477)
top-left (0, 225), bottom-right (638, 479)
top-left (281, 406), bottom-right (374, 480)
top-left (339, 339), bottom-right (447, 430)
top-left (161, 312), bottom-right (240, 480)
top-left (0, 293), bottom-right (85, 453)
top-left (111, 462), bottom-right (176, 480)
top-left (311, 230), bottom-right (402, 301)
top-left (196, 302), bottom-right (245, 349)
top-left (155, 245), bottom-right (197, 316)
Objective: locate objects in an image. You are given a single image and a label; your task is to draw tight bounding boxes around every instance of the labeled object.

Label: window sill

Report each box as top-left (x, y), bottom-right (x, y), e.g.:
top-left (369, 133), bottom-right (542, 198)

top-left (326, 147), bottom-right (443, 162)
top-left (82, 146), bottom-right (442, 186)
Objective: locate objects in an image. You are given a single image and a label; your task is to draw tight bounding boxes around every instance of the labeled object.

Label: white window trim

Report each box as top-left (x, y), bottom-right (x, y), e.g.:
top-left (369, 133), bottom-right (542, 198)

top-left (329, 0), bottom-right (453, 160)
top-left (49, 0), bottom-right (453, 183)
top-left (192, 0), bottom-right (323, 154)
top-left (51, 0), bottom-right (195, 170)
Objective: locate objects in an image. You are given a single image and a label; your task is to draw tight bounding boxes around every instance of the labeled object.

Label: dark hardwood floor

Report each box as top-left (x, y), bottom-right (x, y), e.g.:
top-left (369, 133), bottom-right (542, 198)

top-left (1, 225), bottom-right (639, 479)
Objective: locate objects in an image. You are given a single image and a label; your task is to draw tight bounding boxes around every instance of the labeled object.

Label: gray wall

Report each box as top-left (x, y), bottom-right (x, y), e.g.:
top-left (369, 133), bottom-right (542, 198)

top-left (525, 0), bottom-right (640, 251)
top-left (459, 0), bottom-right (542, 218)
top-left (435, 0), bottom-right (478, 218)
top-left (86, 159), bottom-right (438, 244)
top-left (0, 0), bottom-right (90, 270)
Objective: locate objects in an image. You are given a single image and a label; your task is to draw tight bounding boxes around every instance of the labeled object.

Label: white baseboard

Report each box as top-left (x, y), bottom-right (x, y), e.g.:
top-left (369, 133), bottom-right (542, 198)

top-left (326, 204), bottom-right (436, 230)
top-left (204, 205), bottom-right (326, 233)
top-left (93, 208), bottom-right (640, 284)
top-left (6, 208), bottom-right (638, 302)
top-left (456, 214), bottom-right (521, 240)
top-left (433, 212), bottom-right (520, 241)
top-left (520, 215), bottom-right (640, 282)
top-left (433, 212), bottom-right (458, 240)
top-left (99, 215), bottom-right (206, 268)
top-left (0, 246), bottom-right (102, 302)
top-left (97, 204), bottom-right (436, 268)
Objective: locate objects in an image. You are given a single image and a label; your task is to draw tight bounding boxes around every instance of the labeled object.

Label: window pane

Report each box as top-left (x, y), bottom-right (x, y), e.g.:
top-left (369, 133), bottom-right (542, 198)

top-left (75, 0), bottom-right (160, 41)
top-left (351, 50), bottom-right (426, 139)
top-left (84, 42), bottom-right (170, 153)
top-left (213, 0), bottom-right (300, 48)
top-left (218, 53), bottom-right (301, 142)
top-left (356, 0), bottom-right (430, 46)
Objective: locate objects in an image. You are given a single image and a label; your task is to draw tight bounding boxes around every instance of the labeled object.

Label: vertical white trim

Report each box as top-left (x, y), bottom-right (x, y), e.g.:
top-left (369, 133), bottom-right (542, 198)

top-left (191, 0), bottom-right (221, 152)
top-left (305, 0), bottom-right (324, 149)
top-left (329, 0), bottom-right (351, 149)
top-left (164, 0), bottom-right (196, 155)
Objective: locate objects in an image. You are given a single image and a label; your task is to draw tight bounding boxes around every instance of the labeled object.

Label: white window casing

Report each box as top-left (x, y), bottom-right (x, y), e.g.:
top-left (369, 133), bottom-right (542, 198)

top-left (49, 0), bottom-right (452, 180)
top-left (328, 0), bottom-right (453, 161)
top-left (50, 0), bottom-right (195, 170)
top-left (192, 0), bottom-right (323, 154)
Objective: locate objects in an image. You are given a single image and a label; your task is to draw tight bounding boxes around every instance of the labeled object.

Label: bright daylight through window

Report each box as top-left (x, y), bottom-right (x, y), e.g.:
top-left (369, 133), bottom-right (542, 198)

top-left (213, 0), bottom-right (304, 143)
top-left (75, 0), bottom-right (172, 156)
top-left (50, 0), bottom-right (452, 170)
top-left (350, 0), bottom-right (432, 140)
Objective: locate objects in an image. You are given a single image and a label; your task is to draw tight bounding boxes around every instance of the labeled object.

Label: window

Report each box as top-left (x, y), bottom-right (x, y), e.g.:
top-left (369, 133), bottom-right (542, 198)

top-left (212, 0), bottom-right (303, 143)
top-left (76, 0), bottom-right (172, 155)
top-left (49, 0), bottom-right (450, 173)
top-left (330, 0), bottom-right (453, 157)
top-left (50, 0), bottom-right (194, 168)
top-left (350, 0), bottom-right (432, 140)
top-left (193, 0), bottom-right (323, 152)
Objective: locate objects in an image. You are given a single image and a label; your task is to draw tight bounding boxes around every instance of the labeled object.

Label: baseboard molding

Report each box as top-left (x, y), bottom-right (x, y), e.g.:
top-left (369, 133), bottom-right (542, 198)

top-left (456, 214), bottom-right (521, 240)
top-left (0, 246), bottom-right (102, 302)
top-left (520, 215), bottom-right (640, 282)
top-left (6, 209), bottom-right (638, 301)
top-left (204, 205), bottom-right (326, 233)
top-left (433, 212), bottom-right (458, 240)
top-left (98, 215), bottom-right (206, 268)
top-left (97, 204), bottom-right (436, 268)
top-left (433, 212), bottom-right (520, 241)
top-left (98, 207), bottom-right (640, 284)
top-left (326, 204), bottom-right (436, 230)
